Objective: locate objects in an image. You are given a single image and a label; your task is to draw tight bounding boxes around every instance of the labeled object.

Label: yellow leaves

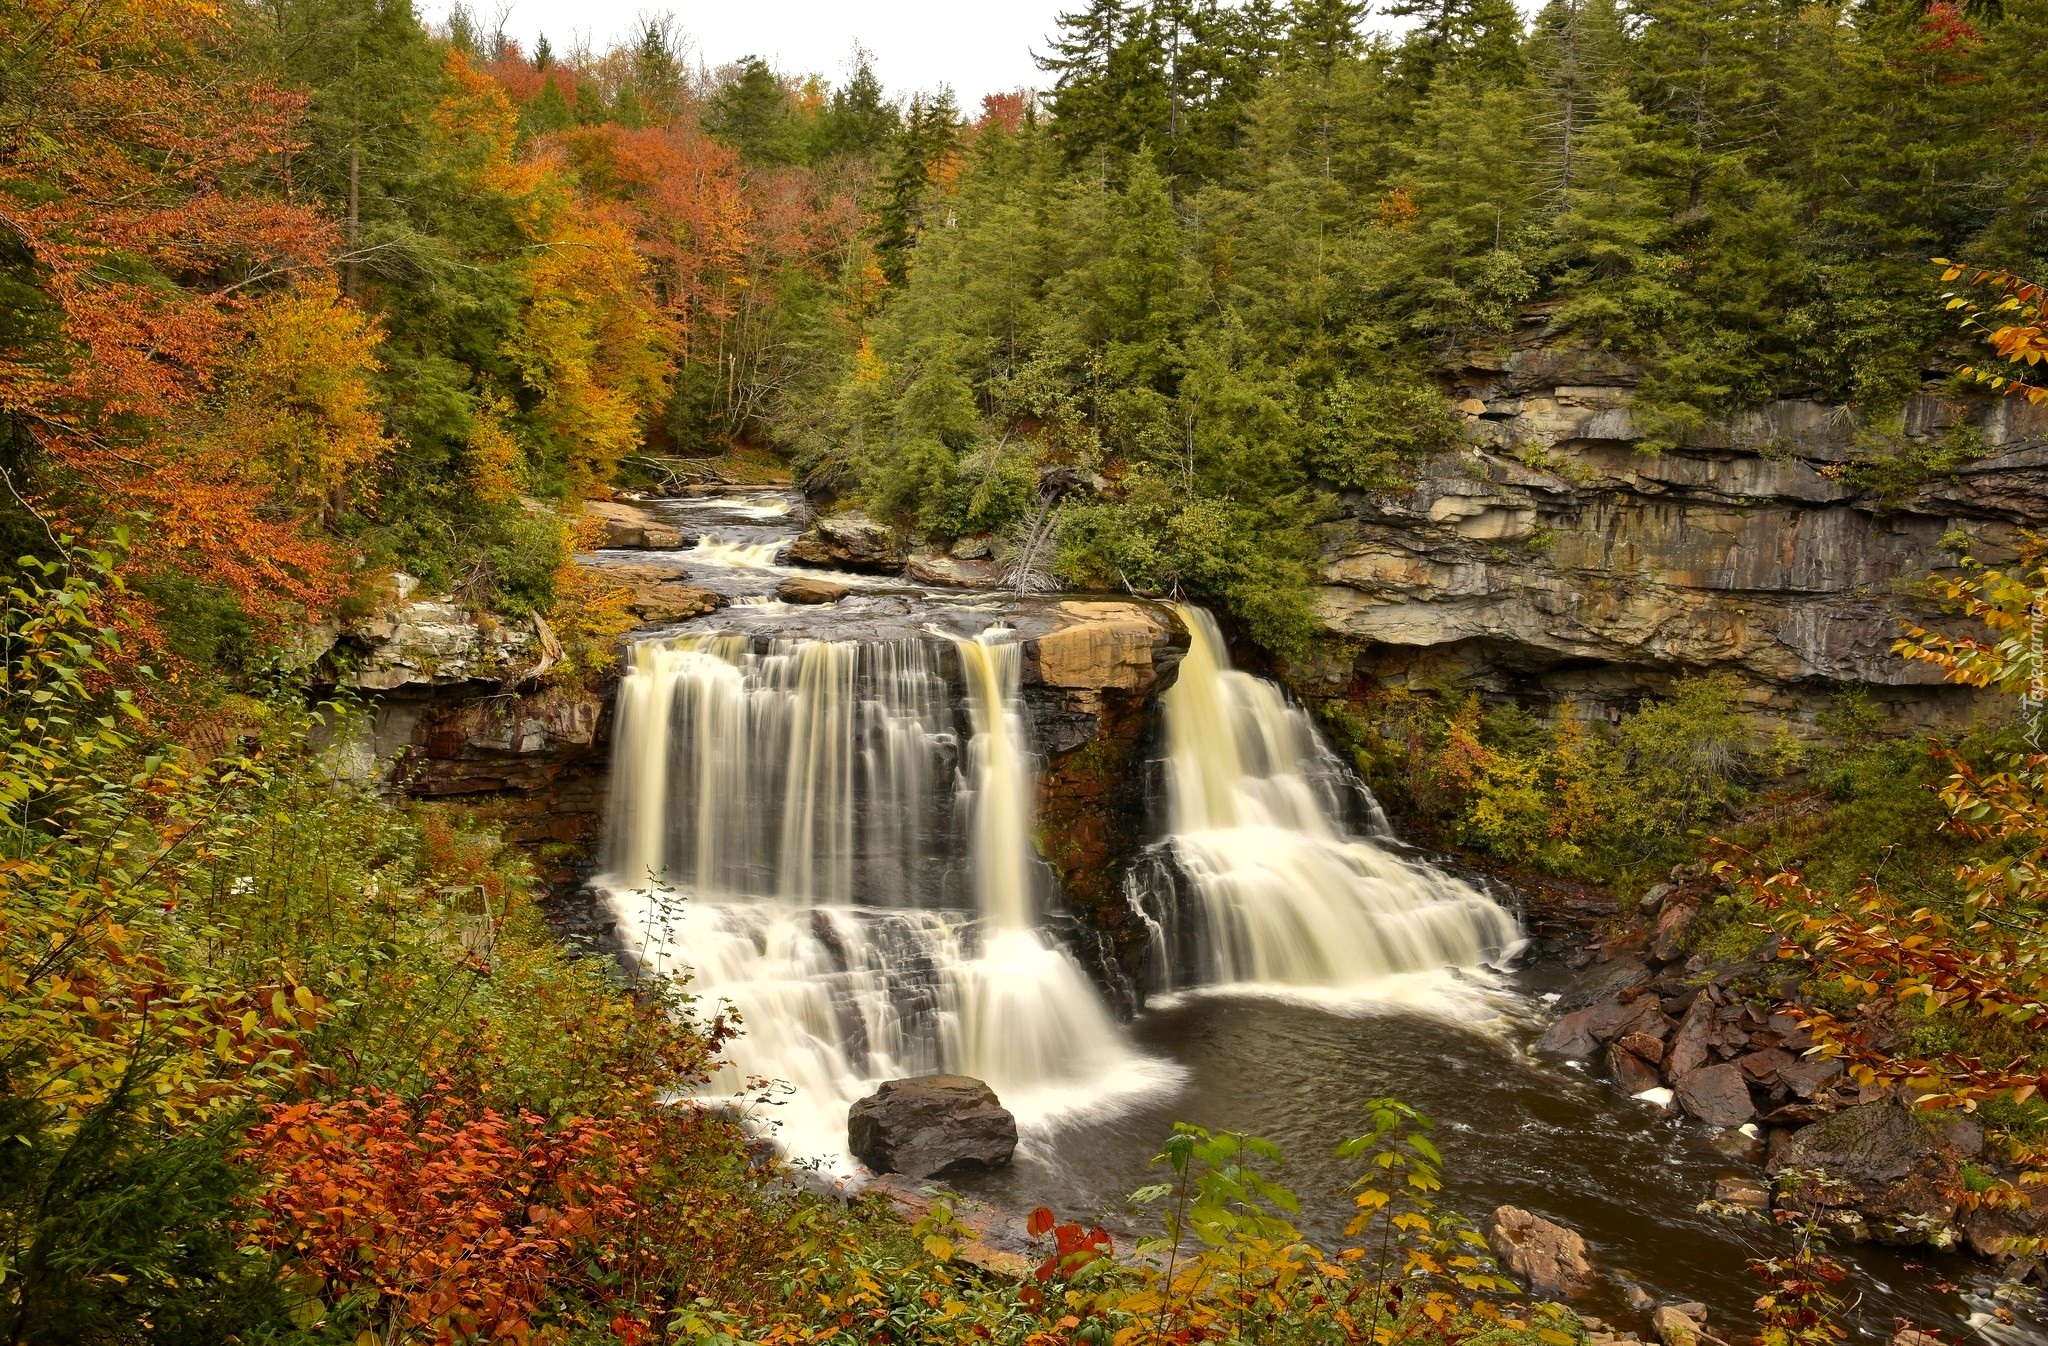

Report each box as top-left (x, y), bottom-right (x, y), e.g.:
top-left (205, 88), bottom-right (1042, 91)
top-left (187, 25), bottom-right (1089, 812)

top-left (921, 1235), bottom-right (955, 1262)
top-left (466, 393), bottom-right (526, 505)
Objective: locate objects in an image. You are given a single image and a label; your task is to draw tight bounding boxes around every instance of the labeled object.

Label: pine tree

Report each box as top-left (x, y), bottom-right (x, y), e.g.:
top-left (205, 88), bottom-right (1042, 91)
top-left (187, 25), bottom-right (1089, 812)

top-left (821, 50), bottom-right (900, 158)
top-left (708, 57), bottom-right (798, 163)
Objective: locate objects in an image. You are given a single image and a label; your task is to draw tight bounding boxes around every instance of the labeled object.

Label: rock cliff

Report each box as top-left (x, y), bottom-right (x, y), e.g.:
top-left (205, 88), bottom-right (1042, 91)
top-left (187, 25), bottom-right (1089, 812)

top-left (1310, 321), bottom-right (2046, 727)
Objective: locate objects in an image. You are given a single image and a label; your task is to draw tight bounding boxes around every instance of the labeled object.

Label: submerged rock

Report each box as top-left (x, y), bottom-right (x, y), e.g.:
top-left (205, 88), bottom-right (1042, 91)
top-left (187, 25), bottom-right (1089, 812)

top-left (1487, 1205), bottom-right (1593, 1297)
top-left (848, 1075), bottom-right (1018, 1178)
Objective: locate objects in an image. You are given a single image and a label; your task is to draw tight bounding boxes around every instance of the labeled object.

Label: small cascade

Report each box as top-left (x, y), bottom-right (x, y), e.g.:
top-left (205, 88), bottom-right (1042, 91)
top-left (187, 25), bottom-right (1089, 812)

top-left (686, 536), bottom-right (785, 568)
top-left (1131, 606), bottom-right (1520, 993)
top-left (598, 627), bottom-right (1169, 1167)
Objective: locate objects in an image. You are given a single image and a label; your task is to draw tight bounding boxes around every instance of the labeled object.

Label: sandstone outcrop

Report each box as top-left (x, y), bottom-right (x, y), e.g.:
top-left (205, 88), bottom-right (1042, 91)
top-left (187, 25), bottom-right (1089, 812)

top-left (1309, 321), bottom-right (2047, 727)
top-left (588, 562), bottom-right (726, 623)
top-left (848, 1075), bottom-right (1019, 1178)
top-left (584, 498), bottom-right (684, 549)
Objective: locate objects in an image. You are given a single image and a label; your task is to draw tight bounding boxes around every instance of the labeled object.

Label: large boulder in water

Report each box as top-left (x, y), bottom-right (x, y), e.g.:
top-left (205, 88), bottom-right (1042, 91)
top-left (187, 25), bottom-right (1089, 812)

top-left (1766, 1102), bottom-right (1962, 1246)
top-left (848, 1075), bottom-right (1018, 1178)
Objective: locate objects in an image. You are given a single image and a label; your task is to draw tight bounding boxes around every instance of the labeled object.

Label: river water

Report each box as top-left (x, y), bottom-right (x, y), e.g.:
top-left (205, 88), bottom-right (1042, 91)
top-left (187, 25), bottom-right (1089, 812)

top-left (587, 490), bottom-right (2042, 1346)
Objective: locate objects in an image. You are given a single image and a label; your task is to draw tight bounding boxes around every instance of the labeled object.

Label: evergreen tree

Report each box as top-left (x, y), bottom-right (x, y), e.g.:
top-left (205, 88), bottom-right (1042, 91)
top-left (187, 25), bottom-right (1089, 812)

top-left (1549, 91), bottom-right (1682, 348)
top-left (820, 50), bottom-right (900, 157)
top-left (874, 93), bottom-right (963, 286)
top-left (708, 57), bottom-right (798, 163)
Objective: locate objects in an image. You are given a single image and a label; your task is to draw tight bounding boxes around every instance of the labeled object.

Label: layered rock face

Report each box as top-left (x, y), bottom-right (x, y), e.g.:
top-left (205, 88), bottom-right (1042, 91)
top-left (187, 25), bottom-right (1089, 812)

top-left (1314, 325), bottom-right (2047, 726)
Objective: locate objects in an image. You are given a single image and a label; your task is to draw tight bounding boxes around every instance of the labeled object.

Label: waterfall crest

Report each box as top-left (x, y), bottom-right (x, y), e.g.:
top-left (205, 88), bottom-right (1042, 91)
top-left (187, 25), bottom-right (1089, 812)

top-left (1135, 606), bottom-right (1520, 992)
top-left (598, 628), bottom-right (1171, 1167)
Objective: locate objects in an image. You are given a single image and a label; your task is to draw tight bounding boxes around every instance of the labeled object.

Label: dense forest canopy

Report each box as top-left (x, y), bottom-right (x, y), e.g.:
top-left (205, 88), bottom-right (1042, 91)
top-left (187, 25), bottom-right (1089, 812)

top-left (5, 0), bottom-right (2046, 665)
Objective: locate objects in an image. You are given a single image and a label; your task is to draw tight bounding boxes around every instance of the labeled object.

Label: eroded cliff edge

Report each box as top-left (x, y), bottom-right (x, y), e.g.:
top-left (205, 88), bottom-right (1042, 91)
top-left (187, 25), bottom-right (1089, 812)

top-left (1310, 323), bottom-right (2048, 728)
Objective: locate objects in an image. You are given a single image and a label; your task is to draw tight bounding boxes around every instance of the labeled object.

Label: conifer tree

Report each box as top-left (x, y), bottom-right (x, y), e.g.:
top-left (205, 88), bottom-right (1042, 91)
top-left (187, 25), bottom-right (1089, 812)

top-left (874, 93), bottom-right (963, 286)
top-left (1527, 0), bottom-right (1630, 206)
top-left (1549, 90), bottom-right (1682, 348)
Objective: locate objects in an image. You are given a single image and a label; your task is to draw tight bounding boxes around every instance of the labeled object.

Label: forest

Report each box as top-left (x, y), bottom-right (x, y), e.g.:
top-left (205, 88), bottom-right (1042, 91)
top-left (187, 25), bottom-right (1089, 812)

top-left (2, 0), bottom-right (2046, 1341)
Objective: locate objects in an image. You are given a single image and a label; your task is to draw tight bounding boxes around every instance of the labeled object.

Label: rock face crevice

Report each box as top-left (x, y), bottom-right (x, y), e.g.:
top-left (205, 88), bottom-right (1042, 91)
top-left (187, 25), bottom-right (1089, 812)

top-left (1313, 324), bottom-right (2046, 727)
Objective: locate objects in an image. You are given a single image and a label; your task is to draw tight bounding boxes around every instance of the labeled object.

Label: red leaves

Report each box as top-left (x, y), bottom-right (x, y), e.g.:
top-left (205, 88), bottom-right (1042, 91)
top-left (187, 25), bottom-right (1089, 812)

top-left (244, 1078), bottom-right (638, 1343)
top-left (1028, 1210), bottom-right (1113, 1283)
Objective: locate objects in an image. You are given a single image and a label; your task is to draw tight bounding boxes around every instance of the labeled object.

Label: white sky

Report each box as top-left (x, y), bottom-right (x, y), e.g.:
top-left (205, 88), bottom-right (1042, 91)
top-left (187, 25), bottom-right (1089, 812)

top-left (434, 1), bottom-right (1076, 109)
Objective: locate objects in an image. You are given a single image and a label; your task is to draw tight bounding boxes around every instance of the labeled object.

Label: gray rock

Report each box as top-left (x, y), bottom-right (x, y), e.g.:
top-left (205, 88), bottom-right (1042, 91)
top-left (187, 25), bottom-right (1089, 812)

top-left (1767, 1103), bottom-right (1962, 1246)
top-left (787, 510), bottom-right (907, 573)
top-left (1557, 956), bottom-right (1654, 1012)
top-left (848, 1075), bottom-right (1018, 1178)
top-left (1487, 1206), bottom-right (1594, 1297)
top-left (907, 549), bottom-right (1002, 588)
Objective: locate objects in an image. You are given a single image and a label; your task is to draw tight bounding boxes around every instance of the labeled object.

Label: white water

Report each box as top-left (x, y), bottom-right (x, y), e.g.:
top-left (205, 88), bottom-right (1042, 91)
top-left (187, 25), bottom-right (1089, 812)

top-left (687, 536), bottom-right (785, 568)
top-left (598, 628), bottom-right (1171, 1168)
top-left (1135, 606), bottom-right (1520, 993)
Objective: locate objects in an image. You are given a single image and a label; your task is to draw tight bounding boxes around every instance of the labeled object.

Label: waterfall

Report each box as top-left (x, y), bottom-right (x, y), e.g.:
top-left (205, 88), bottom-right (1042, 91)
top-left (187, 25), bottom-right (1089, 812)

top-left (1133, 606), bottom-right (1521, 993)
top-left (598, 628), bottom-right (1172, 1167)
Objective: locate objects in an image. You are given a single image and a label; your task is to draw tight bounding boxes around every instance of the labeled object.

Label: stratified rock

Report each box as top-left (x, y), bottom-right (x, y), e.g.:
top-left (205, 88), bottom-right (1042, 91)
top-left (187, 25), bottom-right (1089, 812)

top-left (584, 498), bottom-right (684, 549)
top-left (848, 1075), bottom-right (1018, 1178)
top-left (1032, 602), bottom-right (1177, 694)
top-left (588, 563), bottom-right (726, 623)
top-left (1767, 1103), bottom-right (1962, 1246)
top-left (776, 575), bottom-right (851, 605)
top-left (787, 510), bottom-right (907, 573)
top-left (338, 593), bottom-right (551, 690)
top-left (1539, 996), bottom-right (1668, 1058)
top-left (1487, 1206), bottom-right (1594, 1297)
top-left (1676, 1063), bottom-right (1756, 1128)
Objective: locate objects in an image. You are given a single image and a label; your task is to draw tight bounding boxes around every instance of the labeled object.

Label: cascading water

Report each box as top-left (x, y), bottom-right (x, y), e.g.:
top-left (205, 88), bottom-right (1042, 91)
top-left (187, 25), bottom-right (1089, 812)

top-left (1131, 606), bottom-right (1520, 993)
top-left (597, 628), bottom-right (1171, 1167)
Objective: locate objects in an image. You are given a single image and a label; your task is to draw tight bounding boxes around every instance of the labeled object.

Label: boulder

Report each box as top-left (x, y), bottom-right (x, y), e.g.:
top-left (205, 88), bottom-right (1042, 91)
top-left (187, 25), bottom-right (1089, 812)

top-left (1651, 900), bottom-right (1698, 963)
top-left (907, 549), bottom-right (1002, 588)
top-left (1766, 1103), bottom-right (1962, 1245)
top-left (1663, 996), bottom-right (1714, 1083)
top-left (1486, 1206), bottom-right (1593, 1297)
top-left (848, 1075), bottom-right (1018, 1178)
top-left (1777, 1057), bottom-right (1845, 1101)
top-left (1737, 1048), bottom-right (1795, 1086)
top-left (1539, 995), bottom-right (1669, 1058)
top-left (585, 499), bottom-right (684, 549)
top-left (1676, 1063), bottom-right (1756, 1128)
top-left (1608, 1044), bottom-right (1663, 1096)
top-left (1031, 602), bottom-right (1176, 694)
top-left (787, 510), bottom-right (907, 573)
top-left (1556, 955), bottom-right (1654, 1012)
top-left (1652, 1305), bottom-right (1710, 1346)
top-left (776, 575), bottom-right (851, 605)
top-left (1962, 1186), bottom-right (2047, 1259)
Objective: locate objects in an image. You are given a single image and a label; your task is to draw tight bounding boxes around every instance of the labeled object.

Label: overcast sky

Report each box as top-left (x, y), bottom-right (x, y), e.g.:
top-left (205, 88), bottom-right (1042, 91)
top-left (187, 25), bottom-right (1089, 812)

top-left (431, 1), bottom-right (1074, 109)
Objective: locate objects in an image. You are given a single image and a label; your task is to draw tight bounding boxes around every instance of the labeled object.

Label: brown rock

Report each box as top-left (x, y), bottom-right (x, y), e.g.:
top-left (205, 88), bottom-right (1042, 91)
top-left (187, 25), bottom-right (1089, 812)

top-left (1487, 1206), bottom-right (1594, 1297)
top-left (848, 1075), bottom-right (1017, 1178)
top-left (1664, 995), bottom-right (1714, 1083)
top-left (1738, 1048), bottom-right (1795, 1086)
top-left (1652, 1305), bottom-right (1705, 1346)
top-left (589, 562), bottom-right (725, 623)
top-left (907, 549), bottom-right (1002, 588)
top-left (1767, 1103), bottom-right (1962, 1246)
top-left (1616, 1031), bottom-right (1666, 1063)
top-left (1609, 1045), bottom-right (1663, 1096)
top-left (1652, 899), bottom-right (1698, 962)
top-left (1778, 1057), bottom-right (1845, 1100)
top-left (776, 575), bottom-right (851, 604)
top-left (1676, 1063), bottom-right (1756, 1128)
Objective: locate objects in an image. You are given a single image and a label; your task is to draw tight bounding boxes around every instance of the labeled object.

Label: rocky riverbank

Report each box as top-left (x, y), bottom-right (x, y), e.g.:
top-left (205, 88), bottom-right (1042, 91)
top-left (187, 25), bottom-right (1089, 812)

top-left (1530, 868), bottom-right (2045, 1285)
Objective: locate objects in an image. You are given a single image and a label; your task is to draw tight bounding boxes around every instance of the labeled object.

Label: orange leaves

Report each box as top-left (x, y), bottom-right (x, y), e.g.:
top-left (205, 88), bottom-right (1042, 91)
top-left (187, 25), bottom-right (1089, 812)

top-left (245, 1081), bottom-right (639, 1344)
top-left (1935, 260), bottom-right (2048, 405)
